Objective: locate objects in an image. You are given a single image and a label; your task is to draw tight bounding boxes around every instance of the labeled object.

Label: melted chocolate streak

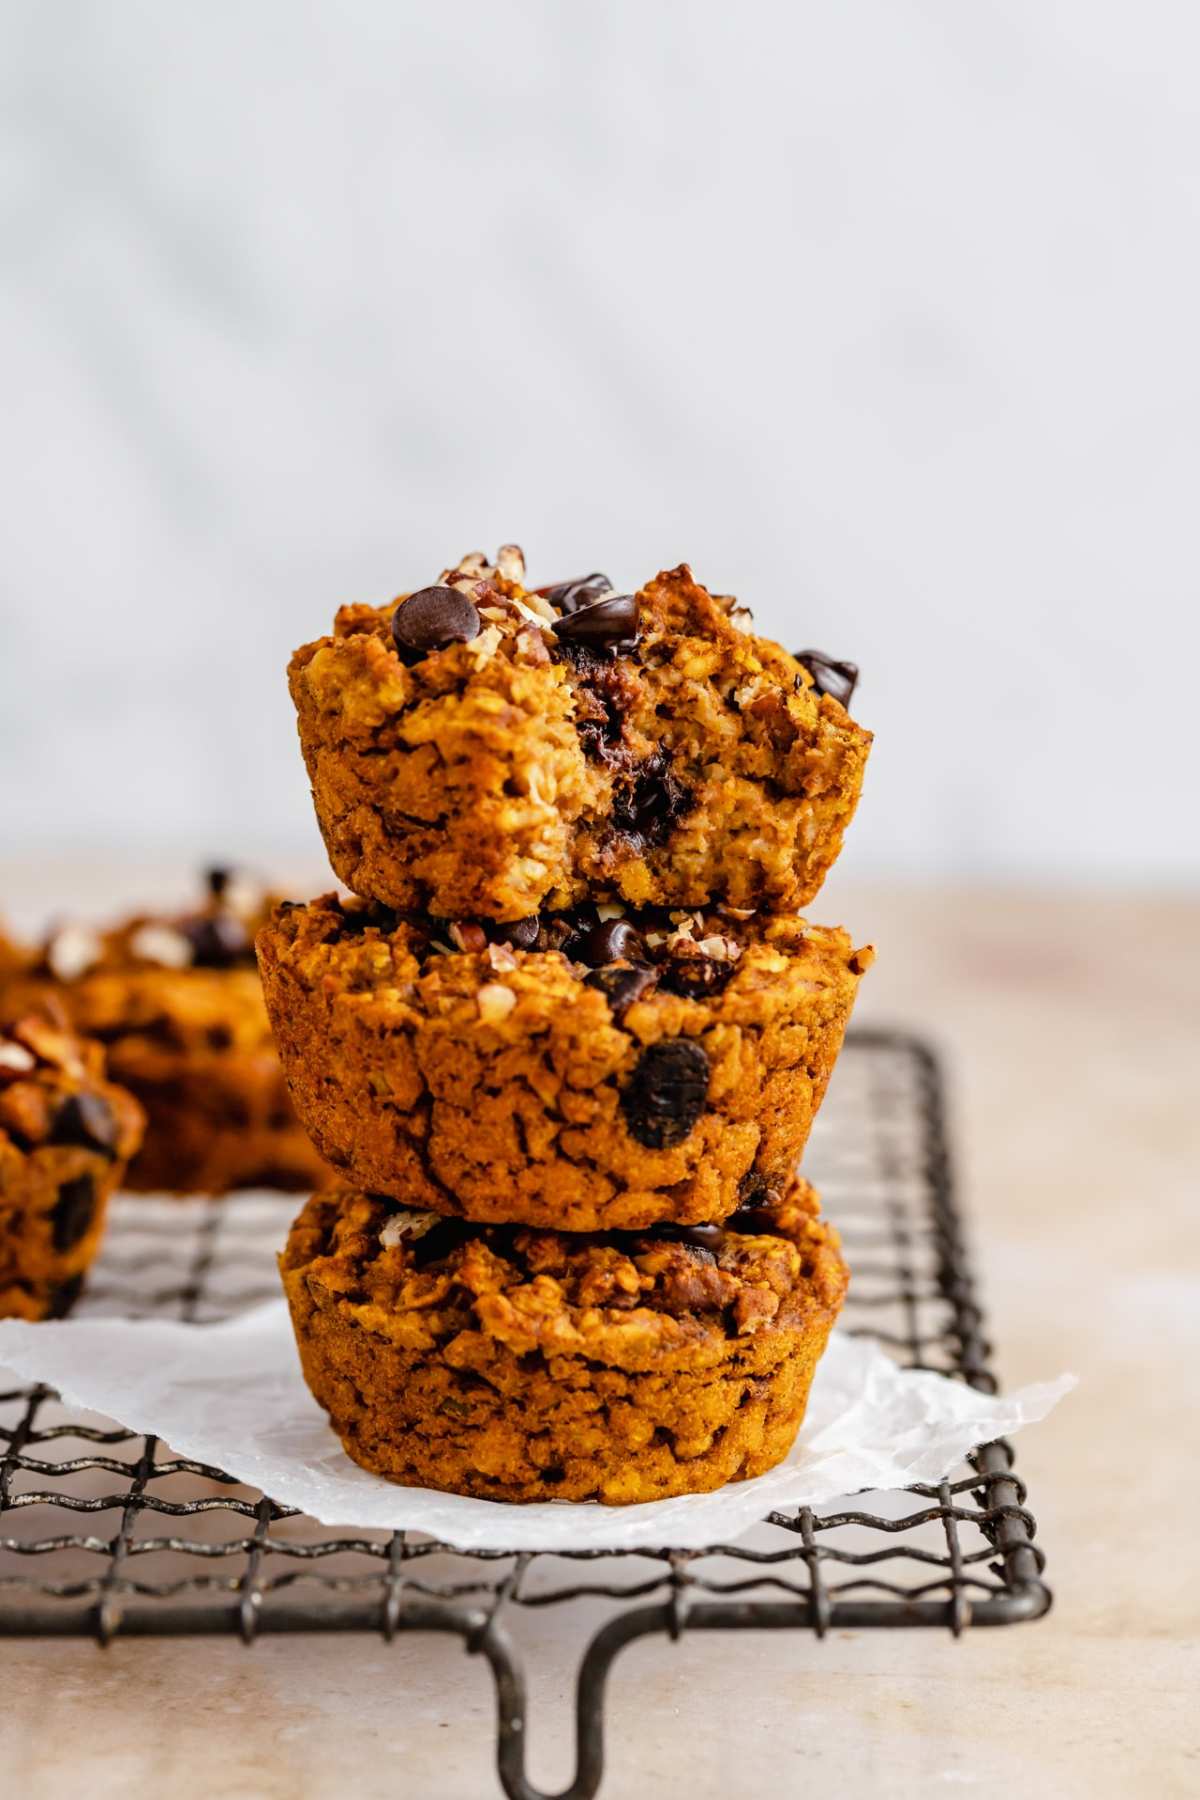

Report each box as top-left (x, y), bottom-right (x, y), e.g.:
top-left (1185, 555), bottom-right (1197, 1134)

top-left (554, 647), bottom-right (695, 854)
top-left (391, 1200), bottom-right (789, 1270)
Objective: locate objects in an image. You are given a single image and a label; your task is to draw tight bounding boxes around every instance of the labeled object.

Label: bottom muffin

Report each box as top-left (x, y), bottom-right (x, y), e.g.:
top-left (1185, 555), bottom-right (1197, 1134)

top-left (281, 1178), bottom-right (847, 1504)
top-left (0, 1013), bottom-right (144, 1320)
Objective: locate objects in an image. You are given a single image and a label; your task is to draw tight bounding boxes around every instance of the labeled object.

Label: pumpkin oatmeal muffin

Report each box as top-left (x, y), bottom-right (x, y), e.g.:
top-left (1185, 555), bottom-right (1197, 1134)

top-left (257, 892), bottom-right (871, 1231)
top-left (0, 924), bottom-right (26, 984)
top-left (0, 1013), bottom-right (144, 1320)
top-left (3, 872), bottom-right (329, 1196)
top-left (281, 1176), bottom-right (847, 1503)
top-left (288, 547), bottom-right (870, 922)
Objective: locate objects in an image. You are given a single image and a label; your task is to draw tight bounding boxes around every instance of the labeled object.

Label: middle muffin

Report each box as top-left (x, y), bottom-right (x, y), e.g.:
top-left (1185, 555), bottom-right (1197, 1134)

top-left (258, 893), bottom-right (871, 1231)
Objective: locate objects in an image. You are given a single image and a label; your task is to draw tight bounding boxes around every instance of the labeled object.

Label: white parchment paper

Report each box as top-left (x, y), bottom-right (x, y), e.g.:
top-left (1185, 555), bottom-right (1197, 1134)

top-left (0, 1303), bottom-right (1074, 1551)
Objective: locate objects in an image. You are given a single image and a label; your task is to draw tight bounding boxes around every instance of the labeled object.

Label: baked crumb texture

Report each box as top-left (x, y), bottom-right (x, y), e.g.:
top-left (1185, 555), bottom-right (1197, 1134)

top-left (257, 893), bottom-right (872, 1231)
top-left (1, 876), bottom-right (330, 1196)
top-left (281, 1179), bottom-right (847, 1504)
top-left (0, 1014), bottom-right (144, 1319)
top-left (288, 556), bottom-right (871, 922)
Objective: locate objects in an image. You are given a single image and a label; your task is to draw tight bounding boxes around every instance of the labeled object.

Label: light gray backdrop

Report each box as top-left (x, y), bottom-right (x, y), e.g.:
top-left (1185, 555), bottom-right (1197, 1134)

top-left (2, 1), bottom-right (1196, 883)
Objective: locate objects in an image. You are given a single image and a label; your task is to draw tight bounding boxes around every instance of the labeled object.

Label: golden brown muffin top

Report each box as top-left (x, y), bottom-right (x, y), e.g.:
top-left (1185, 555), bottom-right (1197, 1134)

top-left (283, 1179), bottom-right (848, 1369)
top-left (288, 548), bottom-right (871, 919)
top-left (259, 889), bottom-right (873, 1036)
top-left (300, 547), bottom-right (862, 735)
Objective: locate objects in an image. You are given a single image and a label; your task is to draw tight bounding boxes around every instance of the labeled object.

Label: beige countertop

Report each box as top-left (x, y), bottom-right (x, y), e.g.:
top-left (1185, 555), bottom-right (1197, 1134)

top-left (1, 869), bottom-right (1196, 1798)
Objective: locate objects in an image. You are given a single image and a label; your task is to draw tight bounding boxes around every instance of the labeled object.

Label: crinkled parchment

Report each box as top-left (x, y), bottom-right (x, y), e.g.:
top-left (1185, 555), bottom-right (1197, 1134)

top-left (0, 1304), bottom-right (1073, 1552)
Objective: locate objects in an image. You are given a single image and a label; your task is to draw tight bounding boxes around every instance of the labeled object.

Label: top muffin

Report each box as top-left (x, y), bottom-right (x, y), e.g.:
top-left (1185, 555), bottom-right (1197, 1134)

top-left (289, 548), bottom-right (870, 921)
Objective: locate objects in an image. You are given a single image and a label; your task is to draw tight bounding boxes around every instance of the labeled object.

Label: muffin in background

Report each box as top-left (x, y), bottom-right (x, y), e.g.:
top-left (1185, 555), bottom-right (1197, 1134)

top-left (2, 870), bottom-right (330, 1196)
top-left (0, 1011), bottom-right (144, 1319)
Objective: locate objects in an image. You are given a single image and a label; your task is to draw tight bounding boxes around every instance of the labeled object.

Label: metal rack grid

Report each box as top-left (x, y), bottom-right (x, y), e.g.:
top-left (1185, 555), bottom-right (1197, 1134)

top-left (0, 1030), bottom-right (1050, 1800)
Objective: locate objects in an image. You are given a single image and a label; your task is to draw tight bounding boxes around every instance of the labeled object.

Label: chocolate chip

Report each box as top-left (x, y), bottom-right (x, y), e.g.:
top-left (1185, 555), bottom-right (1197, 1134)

top-left (794, 650), bottom-right (859, 709)
top-left (584, 963), bottom-right (659, 1017)
top-left (611, 751), bottom-right (693, 848)
top-left (45, 1271), bottom-right (85, 1318)
top-left (50, 1092), bottom-right (120, 1158)
top-left (181, 913), bottom-right (250, 968)
top-left (656, 1221), bottom-right (726, 1252)
top-left (658, 954), bottom-right (736, 1001)
top-left (392, 586), bottom-right (482, 663)
top-left (491, 916), bottom-right (540, 951)
top-left (554, 593), bottom-right (638, 649)
top-left (537, 573), bottom-right (613, 614)
top-left (538, 917), bottom-right (585, 958)
top-left (621, 1039), bottom-right (710, 1148)
top-left (580, 918), bottom-right (646, 967)
top-left (52, 1174), bottom-right (97, 1252)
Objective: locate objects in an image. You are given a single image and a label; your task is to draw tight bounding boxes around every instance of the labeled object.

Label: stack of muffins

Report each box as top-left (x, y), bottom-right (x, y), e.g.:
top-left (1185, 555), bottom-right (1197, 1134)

top-left (263, 548), bottom-right (874, 1505)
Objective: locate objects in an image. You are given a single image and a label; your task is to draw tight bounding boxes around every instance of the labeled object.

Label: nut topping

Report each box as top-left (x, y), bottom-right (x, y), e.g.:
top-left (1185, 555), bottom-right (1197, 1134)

top-left (477, 982), bottom-right (517, 1024)
top-left (0, 1041), bottom-right (36, 1077)
top-left (380, 1208), bottom-right (443, 1248)
top-left (128, 924), bottom-right (193, 969)
top-left (495, 544), bottom-right (526, 583)
top-left (45, 925), bottom-right (102, 982)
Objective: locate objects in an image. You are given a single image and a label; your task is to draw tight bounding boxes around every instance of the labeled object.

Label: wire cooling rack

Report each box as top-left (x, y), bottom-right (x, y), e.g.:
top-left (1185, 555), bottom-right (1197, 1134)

top-left (0, 1030), bottom-right (1049, 1800)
